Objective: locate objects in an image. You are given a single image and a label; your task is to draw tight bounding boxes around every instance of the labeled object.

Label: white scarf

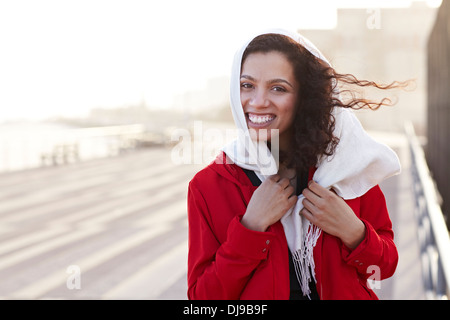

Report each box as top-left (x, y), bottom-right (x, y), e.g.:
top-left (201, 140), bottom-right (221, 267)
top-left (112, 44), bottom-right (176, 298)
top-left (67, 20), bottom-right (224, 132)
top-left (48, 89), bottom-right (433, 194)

top-left (222, 29), bottom-right (401, 297)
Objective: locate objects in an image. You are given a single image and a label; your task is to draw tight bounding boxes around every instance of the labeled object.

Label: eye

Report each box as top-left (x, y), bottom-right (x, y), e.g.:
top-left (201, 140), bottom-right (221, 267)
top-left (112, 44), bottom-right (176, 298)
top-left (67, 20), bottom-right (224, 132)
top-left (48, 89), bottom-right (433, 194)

top-left (240, 82), bottom-right (253, 89)
top-left (272, 86), bottom-right (287, 92)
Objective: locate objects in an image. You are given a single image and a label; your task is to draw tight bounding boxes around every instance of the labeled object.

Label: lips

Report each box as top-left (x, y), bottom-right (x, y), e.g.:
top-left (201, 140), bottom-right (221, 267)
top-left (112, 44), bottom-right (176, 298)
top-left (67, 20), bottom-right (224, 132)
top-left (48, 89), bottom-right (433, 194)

top-left (247, 113), bottom-right (276, 125)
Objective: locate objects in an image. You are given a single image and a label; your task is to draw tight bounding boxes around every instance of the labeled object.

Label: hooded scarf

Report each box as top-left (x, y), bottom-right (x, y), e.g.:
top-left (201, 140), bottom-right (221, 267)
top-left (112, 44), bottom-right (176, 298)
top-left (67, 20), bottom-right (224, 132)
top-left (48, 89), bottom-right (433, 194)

top-left (222, 29), bottom-right (401, 297)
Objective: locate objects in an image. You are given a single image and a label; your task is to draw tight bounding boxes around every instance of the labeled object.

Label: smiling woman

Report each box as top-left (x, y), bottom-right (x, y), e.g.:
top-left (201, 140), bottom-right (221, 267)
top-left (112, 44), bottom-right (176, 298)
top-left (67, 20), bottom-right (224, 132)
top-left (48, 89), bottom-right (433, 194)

top-left (187, 29), bottom-right (407, 300)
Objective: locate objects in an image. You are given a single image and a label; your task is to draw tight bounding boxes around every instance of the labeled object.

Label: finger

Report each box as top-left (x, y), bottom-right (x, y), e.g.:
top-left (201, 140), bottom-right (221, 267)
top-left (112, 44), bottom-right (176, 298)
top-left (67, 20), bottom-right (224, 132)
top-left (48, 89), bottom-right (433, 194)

top-left (308, 180), bottom-right (333, 198)
top-left (278, 178), bottom-right (290, 190)
top-left (300, 207), bottom-right (315, 224)
top-left (285, 185), bottom-right (295, 198)
top-left (302, 197), bottom-right (319, 215)
top-left (287, 193), bottom-right (298, 208)
top-left (270, 174), bottom-right (281, 182)
top-left (288, 191), bottom-right (298, 200)
top-left (302, 186), bottom-right (322, 204)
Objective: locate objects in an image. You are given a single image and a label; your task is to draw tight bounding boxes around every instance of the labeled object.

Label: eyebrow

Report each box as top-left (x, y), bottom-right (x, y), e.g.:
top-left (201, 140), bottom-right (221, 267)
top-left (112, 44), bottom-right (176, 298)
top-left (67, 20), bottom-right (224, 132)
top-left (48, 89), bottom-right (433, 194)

top-left (240, 74), bottom-right (295, 89)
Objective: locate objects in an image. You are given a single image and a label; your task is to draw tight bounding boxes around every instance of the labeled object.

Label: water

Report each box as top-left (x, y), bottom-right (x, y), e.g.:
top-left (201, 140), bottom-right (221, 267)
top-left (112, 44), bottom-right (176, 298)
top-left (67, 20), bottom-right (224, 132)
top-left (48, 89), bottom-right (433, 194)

top-left (0, 121), bottom-right (120, 173)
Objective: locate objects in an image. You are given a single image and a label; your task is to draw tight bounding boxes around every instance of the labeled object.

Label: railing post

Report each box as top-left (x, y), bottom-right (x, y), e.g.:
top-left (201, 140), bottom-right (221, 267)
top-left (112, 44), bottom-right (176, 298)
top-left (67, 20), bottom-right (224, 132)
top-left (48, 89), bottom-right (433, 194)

top-left (405, 121), bottom-right (450, 300)
top-left (437, 257), bottom-right (447, 299)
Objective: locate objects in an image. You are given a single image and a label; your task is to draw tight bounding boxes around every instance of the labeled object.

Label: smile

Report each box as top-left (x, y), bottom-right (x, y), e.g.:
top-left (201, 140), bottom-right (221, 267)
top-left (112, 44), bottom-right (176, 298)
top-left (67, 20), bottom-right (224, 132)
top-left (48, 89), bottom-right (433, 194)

top-left (247, 113), bottom-right (276, 124)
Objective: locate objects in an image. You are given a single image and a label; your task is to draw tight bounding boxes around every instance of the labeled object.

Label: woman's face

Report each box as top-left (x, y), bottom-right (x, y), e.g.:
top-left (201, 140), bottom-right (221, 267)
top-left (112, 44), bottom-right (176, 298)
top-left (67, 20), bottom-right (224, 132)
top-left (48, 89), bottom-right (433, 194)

top-left (240, 51), bottom-right (299, 149)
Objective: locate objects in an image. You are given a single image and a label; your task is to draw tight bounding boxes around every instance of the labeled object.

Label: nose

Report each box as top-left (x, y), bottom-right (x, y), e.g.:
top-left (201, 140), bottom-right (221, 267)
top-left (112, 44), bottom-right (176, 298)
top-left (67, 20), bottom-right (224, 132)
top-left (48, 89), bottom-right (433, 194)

top-left (249, 88), bottom-right (269, 108)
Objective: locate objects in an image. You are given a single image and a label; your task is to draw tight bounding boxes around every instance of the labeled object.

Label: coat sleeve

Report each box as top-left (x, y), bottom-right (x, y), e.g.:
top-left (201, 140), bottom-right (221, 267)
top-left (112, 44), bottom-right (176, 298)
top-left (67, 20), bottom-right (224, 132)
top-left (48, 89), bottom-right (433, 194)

top-left (341, 185), bottom-right (399, 280)
top-left (187, 181), bottom-right (276, 300)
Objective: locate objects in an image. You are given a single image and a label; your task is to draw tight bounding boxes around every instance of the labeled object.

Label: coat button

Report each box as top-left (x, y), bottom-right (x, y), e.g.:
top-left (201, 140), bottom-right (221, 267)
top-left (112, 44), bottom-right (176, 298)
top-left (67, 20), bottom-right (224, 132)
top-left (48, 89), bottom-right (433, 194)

top-left (262, 248), bottom-right (267, 253)
top-left (266, 240), bottom-right (270, 245)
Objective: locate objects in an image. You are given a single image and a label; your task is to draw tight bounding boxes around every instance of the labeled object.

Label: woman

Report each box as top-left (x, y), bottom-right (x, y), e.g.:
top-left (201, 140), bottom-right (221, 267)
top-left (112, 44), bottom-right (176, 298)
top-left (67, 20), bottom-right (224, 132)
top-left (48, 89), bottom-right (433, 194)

top-left (187, 29), bottom-right (405, 300)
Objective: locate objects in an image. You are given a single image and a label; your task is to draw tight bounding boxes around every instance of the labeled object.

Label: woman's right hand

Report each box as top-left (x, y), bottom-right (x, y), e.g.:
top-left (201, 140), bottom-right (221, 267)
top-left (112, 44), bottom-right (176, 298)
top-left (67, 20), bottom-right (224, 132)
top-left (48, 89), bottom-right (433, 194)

top-left (241, 174), bottom-right (297, 232)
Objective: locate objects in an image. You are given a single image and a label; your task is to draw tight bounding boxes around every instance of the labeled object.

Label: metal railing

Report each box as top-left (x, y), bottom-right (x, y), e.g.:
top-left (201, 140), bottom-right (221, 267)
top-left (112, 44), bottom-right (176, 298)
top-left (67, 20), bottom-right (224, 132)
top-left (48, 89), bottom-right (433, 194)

top-left (405, 121), bottom-right (450, 300)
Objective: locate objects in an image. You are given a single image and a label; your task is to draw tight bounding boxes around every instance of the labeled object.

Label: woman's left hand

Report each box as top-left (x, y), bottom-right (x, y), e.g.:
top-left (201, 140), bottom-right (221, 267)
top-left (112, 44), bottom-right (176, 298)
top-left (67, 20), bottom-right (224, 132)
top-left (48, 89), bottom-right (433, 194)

top-left (301, 181), bottom-right (366, 250)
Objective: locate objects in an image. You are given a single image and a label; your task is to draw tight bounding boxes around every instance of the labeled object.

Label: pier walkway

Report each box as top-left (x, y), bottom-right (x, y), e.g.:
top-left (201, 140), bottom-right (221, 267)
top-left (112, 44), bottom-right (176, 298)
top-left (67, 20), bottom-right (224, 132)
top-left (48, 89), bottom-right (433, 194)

top-left (0, 133), bottom-right (425, 299)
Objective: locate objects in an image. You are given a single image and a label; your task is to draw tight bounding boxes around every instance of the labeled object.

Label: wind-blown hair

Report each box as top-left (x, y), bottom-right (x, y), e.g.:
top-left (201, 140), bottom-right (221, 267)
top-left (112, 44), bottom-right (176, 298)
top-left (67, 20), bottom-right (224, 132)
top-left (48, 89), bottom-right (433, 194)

top-left (241, 33), bottom-right (409, 173)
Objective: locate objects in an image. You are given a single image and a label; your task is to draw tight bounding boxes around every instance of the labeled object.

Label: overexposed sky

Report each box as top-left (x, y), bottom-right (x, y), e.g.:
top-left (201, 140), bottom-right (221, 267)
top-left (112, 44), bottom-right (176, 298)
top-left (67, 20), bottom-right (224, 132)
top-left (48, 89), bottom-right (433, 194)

top-left (0, 0), bottom-right (442, 121)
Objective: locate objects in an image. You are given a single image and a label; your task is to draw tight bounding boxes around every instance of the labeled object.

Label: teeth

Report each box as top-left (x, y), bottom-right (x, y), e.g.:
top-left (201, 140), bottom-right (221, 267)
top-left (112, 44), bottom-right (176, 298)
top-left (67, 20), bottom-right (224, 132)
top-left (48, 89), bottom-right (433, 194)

top-left (248, 114), bottom-right (274, 124)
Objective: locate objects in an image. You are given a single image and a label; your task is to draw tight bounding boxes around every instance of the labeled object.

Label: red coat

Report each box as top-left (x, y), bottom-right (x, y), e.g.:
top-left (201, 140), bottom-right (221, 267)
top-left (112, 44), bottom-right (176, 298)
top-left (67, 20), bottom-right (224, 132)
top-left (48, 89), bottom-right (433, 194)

top-left (187, 152), bottom-right (398, 300)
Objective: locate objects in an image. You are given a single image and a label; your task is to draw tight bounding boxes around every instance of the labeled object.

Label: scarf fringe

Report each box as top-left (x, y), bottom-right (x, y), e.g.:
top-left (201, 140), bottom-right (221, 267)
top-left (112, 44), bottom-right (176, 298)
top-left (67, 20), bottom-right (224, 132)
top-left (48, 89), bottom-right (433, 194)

top-left (291, 223), bottom-right (322, 298)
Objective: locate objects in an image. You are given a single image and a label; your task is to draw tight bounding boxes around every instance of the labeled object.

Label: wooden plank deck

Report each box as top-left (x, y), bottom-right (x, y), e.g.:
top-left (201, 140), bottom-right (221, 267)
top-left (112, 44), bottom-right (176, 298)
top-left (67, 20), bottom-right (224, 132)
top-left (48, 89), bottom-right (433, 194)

top-left (0, 134), bottom-right (425, 299)
top-left (0, 147), bottom-right (202, 299)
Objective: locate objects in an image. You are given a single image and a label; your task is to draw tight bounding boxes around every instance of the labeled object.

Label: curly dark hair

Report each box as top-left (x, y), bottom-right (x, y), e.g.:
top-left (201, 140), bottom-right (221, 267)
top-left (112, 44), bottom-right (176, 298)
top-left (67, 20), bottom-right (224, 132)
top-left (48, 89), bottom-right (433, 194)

top-left (242, 33), bottom-right (410, 173)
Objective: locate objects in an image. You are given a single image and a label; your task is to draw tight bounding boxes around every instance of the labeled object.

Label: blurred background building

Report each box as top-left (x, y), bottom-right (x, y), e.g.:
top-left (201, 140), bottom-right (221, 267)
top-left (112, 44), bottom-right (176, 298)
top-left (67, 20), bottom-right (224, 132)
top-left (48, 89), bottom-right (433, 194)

top-left (427, 0), bottom-right (450, 226)
top-left (300, 2), bottom-right (436, 134)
